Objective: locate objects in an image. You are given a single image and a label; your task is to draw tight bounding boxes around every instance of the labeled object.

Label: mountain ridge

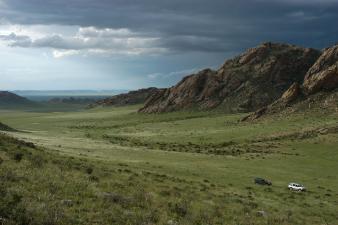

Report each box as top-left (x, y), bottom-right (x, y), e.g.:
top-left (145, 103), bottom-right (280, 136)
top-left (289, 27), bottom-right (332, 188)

top-left (139, 42), bottom-right (321, 113)
top-left (89, 87), bottom-right (160, 108)
top-left (0, 91), bottom-right (37, 108)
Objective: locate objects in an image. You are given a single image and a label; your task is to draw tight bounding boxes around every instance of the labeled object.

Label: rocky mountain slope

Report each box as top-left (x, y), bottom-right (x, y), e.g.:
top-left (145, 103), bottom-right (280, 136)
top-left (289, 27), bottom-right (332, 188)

top-left (242, 44), bottom-right (338, 121)
top-left (89, 88), bottom-right (159, 108)
top-left (139, 42), bottom-right (320, 113)
top-left (0, 91), bottom-right (36, 107)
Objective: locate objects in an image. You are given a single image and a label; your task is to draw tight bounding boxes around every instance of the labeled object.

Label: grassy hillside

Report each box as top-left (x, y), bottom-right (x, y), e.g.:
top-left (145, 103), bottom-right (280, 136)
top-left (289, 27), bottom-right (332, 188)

top-left (0, 122), bottom-right (16, 132)
top-left (0, 106), bottom-right (337, 224)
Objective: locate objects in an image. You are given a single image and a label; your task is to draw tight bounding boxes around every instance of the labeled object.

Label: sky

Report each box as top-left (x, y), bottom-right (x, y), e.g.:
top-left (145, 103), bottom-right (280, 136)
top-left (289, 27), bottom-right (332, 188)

top-left (0, 0), bottom-right (337, 90)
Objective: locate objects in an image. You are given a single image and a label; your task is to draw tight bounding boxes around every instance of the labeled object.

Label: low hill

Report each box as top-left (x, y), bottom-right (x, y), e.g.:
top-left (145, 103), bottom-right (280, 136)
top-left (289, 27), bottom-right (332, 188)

top-left (0, 122), bottom-right (16, 131)
top-left (48, 97), bottom-right (100, 105)
top-left (139, 42), bottom-right (320, 113)
top-left (89, 87), bottom-right (160, 108)
top-left (243, 44), bottom-right (338, 121)
top-left (0, 91), bottom-right (37, 108)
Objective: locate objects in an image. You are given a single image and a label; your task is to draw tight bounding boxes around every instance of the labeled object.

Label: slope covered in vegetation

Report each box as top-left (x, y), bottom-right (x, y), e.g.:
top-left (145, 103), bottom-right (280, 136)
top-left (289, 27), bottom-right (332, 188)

top-left (0, 105), bottom-right (337, 225)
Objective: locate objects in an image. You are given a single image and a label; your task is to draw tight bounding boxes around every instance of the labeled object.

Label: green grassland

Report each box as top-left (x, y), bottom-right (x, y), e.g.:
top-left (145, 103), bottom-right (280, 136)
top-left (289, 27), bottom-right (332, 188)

top-left (0, 105), bottom-right (338, 225)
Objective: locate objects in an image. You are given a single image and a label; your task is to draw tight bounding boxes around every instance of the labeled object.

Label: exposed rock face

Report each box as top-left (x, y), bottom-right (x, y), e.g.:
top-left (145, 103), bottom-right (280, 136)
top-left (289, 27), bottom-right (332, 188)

top-left (140, 69), bottom-right (221, 113)
top-left (280, 82), bottom-right (301, 103)
top-left (140, 42), bottom-right (320, 113)
top-left (303, 45), bottom-right (338, 94)
top-left (243, 44), bottom-right (338, 121)
top-left (90, 88), bottom-right (159, 108)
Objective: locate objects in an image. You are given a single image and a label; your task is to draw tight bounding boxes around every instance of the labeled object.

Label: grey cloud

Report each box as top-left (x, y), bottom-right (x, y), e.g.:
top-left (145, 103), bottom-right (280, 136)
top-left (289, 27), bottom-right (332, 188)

top-left (78, 27), bottom-right (136, 38)
top-left (256, 0), bottom-right (338, 4)
top-left (1, 0), bottom-right (337, 90)
top-left (0, 27), bottom-right (168, 57)
top-left (0, 32), bottom-right (32, 47)
top-left (0, 0), bottom-right (337, 53)
top-left (0, 32), bottom-right (30, 42)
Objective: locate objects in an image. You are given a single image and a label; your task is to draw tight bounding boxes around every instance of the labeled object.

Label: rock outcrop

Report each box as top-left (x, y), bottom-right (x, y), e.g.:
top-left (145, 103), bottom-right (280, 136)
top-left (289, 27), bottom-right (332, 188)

top-left (303, 45), bottom-right (338, 94)
top-left (89, 87), bottom-right (160, 108)
top-left (140, 69), bottom-right (221, 113)
top-left (280, 82), bottom-right (301, 103)
top-left (241, 107), bottom-right (268, 122)
top-left (140, 42), bottom-right (320, 113)
top-left (243, 44), bottom-right (338, 121)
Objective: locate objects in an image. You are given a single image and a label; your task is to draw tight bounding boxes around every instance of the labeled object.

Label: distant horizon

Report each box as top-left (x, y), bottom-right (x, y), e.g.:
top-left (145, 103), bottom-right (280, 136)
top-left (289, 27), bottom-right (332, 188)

top-left (10, 89), bottom-right (134, 96)
top-left (10, 89), bottom-right (131, 92)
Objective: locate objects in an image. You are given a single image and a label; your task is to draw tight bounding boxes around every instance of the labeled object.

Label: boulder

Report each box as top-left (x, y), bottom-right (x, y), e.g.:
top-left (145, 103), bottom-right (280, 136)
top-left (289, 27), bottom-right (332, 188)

top-left (241, 107), bottom-right (267, 122)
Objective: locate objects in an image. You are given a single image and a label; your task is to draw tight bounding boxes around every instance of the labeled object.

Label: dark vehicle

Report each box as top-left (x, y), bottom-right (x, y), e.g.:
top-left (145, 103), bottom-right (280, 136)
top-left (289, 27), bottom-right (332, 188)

top-left (254, 177), bottom-right (272, 186)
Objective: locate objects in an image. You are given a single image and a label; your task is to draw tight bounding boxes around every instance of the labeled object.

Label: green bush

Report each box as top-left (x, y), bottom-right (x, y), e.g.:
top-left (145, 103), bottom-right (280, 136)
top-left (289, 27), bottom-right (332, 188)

top-left (13, 152), bottom-right (24, 162)
top-left (169, 200), bottom-right (189, 218)
top-left (85, 167), bottom-right (93, 174)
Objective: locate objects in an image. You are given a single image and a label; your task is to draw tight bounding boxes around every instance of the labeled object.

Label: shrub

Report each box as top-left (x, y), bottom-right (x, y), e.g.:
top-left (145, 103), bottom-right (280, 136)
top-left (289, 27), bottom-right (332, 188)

top-left (13, 152), bottom-right (23, 162)
top-left (25, 142), bottom-right (36, 149)
top-left (169, 200), bottom-right (189, 218)
top-left (89, 175), bottom-right (99, 182)
top-left (86, 167), bottom-right (93, 174)
top-left (0, 187), bottom-right (30, 225)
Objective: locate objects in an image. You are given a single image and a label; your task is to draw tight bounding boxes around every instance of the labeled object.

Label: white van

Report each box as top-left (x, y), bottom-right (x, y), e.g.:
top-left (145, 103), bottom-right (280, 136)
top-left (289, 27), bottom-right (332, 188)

top-left (288, 183), bottom-right (306, 191)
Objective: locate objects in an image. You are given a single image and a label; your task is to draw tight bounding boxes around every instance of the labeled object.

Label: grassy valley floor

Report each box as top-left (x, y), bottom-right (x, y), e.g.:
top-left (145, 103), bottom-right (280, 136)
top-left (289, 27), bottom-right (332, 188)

top-left (0, 105), bottom-right (338, 225)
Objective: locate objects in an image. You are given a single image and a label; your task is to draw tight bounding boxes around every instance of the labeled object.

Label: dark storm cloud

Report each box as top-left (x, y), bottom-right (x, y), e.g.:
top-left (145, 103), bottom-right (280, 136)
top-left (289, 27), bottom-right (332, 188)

top-left (0, 0), bottom-right (338, 52)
